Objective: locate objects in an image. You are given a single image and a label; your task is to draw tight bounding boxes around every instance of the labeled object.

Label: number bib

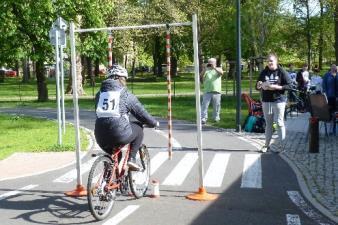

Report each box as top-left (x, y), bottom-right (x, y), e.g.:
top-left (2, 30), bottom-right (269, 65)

top-left (96, 91), bottom-right (121, 118)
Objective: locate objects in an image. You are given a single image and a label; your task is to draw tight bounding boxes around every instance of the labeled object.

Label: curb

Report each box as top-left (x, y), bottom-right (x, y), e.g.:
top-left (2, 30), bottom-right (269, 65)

top-left (280, 153), bottom-right (338, 223)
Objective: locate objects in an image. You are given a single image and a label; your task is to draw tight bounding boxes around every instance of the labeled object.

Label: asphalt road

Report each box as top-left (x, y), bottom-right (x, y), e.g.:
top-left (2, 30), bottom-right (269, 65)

top-left (0, 108), bottom-right (335, 225)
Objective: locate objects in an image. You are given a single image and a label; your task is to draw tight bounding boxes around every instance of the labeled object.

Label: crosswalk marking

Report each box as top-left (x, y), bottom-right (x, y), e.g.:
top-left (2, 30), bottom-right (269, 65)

top-left (53, 158), bottom-right (96, 183)
top-left (150, 152), bottom-right (168, 175)
top-left (162, 152), bottom-right (198, 186)
top-left (241, 154), bottom-right (262, 188)
top-left (102, 205), bottom-right (140, 225)
top-left (0, 184), bottom-right (38, 200)
top-left (204, 153), bottom-right (230, 187)
top-left (286, 214), bottom-right (301, 225)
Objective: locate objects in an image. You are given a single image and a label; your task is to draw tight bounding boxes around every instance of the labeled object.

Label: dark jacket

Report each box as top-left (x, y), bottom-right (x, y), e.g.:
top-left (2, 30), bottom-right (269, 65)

top-left (322, 72), bottom-right (338, 98)
top-left (94, 78), bottom-right (157, 151)
top-left (257, 66), bottom-right (292, 103)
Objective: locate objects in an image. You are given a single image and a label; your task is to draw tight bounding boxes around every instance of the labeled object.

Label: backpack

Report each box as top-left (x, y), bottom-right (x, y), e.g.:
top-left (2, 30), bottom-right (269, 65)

top-left (244, 115), bottom-right (257, 132)
top-left (252, 115), bottom-right (265, 133)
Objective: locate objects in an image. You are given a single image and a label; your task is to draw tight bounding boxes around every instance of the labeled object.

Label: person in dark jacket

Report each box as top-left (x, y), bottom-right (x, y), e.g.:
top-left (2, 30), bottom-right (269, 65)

top-left (94, 64), bottom-right (159, 170)
top-left (256, 53), bottom-right (292, 153)
top-left (322, 64), bottom-right (338, 114)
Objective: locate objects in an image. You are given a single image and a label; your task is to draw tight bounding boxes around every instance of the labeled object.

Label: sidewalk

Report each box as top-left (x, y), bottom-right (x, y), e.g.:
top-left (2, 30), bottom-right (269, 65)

top-left (243, 112), bottom-right (338, 222)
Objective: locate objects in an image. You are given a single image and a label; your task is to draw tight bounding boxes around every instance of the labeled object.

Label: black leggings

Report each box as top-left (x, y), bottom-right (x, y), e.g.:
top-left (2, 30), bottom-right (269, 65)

top-left (124, 122), bottom-right (144, 159)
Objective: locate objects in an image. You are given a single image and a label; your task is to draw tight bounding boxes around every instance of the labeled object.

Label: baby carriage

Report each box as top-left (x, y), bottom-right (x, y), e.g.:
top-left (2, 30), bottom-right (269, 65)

top-left (241, 93), bottom-right (265, 133)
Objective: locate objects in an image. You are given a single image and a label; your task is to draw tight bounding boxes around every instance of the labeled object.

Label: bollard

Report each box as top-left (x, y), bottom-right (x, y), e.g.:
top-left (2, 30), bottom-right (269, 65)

top-left (309, 117), bottom-right (319, 153)
top-left (150, 179), bottom-right (160, 198)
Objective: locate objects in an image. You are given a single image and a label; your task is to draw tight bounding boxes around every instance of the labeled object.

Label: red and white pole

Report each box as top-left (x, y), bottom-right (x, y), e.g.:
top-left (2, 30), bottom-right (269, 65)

top-left (166, 25), bottom-right (173, 160)
top-left (108, 31), bottom-right (113, 67)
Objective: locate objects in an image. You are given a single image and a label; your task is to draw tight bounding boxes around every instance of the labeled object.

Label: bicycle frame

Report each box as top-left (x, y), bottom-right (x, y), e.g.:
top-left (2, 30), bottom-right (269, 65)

top-left (102, 144), bottom-right (131, 191)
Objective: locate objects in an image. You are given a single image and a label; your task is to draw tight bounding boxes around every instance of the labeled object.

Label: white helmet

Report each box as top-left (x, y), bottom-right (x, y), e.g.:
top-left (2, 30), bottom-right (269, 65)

top-left (107, 64), bottom-right (128, 79)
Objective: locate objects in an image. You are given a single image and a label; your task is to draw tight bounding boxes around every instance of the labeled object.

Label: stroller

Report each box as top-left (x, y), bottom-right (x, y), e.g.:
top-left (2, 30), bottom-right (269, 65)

top-left (241, 93), bottom-right (265, 133)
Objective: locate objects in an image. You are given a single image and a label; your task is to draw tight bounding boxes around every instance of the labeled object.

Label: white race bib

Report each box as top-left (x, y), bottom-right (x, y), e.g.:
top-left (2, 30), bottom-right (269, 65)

top-left (96, 91), bottom-right (121, 118)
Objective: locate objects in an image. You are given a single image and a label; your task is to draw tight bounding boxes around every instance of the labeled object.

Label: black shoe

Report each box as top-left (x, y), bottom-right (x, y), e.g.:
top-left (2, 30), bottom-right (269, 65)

top-left (127, 158), bottom-right (141, 171)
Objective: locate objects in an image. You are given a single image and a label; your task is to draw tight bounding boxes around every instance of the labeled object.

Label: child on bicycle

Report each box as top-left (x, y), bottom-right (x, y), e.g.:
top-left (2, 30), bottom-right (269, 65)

top-left (94, 64), bottom-right (159, 170)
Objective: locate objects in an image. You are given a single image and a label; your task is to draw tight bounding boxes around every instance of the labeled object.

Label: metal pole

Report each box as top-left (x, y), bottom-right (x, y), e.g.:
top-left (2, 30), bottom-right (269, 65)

top-left (249, 58), bottom-right (253, 97)
top-left (55, 30), bottom-right (62, 145)
top-left (192, 14), bottom-right (204, 188)
top-left (236, 0), bottom-right (242, 132)
top-left (70, 22), bottom-right (83, 186)
top-left (166, 24), bottom-right (173, 160)
top-left (60, 46), bottom-right (66, 133)
top-left (75, 22), bottom-right (192, 33)
top-left (108, 31), bottom-right (113, 67)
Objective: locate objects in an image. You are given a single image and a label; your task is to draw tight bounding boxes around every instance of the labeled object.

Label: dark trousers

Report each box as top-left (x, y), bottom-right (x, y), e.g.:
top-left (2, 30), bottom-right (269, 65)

top-left (124, 122), bottom-right (144, 159)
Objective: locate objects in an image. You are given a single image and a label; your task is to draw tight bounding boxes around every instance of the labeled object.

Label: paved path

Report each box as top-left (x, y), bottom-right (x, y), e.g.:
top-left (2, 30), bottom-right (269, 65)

top-left (242, 112), bottom-right (338, 222)
top-left (0, 108), bottom-right (337, 224)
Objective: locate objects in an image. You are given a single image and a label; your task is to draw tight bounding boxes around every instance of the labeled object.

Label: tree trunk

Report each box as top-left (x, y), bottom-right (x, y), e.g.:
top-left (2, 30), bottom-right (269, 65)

top-left (66, 55), bottom-right (85, 95)
top-left (15, 61), bottom-right (20, 77)
top-left (171, 56), bottom-right (178, 77)
top-left (87, 57), bottom-right (94, 87)
top-left (36, 59), bottom-right (48, 102)
top-left (153, 35), bottom-right (162, 76)
top-left (318, 0), bottom-right (324, 70)
top-left (22, 58), bottom-right (29, 83)
top-left (306, 0), bottom-right (311, 68)
top-left (335, 1), bottom-right (338, 64)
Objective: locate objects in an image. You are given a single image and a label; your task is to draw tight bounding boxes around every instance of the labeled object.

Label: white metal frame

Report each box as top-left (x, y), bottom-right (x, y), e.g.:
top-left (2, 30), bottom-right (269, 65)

top-left (69, 14), bottom-right (205, 189)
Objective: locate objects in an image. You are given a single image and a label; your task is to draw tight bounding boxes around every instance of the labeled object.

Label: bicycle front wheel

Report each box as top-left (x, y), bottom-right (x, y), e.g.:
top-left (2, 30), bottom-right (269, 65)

top-left (129, 144), bottom-right (150, 198)
top-left (87, 155), bottom-right (116, 221)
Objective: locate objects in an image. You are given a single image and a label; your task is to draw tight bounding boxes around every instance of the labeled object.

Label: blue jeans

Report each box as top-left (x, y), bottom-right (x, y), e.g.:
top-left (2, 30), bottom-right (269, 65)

top-left (201, 92), bottom-right (221, 121)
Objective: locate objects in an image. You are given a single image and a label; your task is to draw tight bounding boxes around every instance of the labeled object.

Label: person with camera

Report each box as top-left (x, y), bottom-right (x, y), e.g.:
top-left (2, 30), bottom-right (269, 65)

top-left (200, 58), bottom-right (224, 124)
top-left (256, 53), bottom-right (292, 153)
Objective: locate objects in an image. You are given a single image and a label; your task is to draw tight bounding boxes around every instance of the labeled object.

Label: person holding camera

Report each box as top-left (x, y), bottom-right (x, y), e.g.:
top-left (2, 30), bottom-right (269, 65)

top-left (256, 53), bottom-right (292, 153)
top-left (200, 58), bottom-right (224, 124)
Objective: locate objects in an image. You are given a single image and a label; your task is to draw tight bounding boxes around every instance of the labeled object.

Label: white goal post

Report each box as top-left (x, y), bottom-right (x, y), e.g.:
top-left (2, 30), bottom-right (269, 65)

top-left (69, 14), bottom-right (205, 191)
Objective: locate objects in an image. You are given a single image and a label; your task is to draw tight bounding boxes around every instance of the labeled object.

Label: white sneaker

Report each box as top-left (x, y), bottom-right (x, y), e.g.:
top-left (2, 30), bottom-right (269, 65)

top-left (201, 118), bottom-right (206, 125)
top-left (260, 145), bottom-right (269, 153)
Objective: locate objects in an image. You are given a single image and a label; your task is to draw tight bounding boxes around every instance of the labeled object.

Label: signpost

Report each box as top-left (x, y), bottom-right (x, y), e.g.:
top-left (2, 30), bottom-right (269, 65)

top-left (49, 17), bottom-right (68, 144)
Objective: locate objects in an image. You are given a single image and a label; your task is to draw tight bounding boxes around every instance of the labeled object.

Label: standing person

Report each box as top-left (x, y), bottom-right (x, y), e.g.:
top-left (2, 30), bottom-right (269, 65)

top-left (296, 64), bottom-right (310, 112)
top-left (94, 64), bottom-right (159, 170)
top-left (310, 65), bottom-right (322, 93)
top-left (256, 53), bottom-right (292, 153)
top-left (200, 58), bottom-right (224, 124)
top-left (322, 64), bottom-right (338, 114)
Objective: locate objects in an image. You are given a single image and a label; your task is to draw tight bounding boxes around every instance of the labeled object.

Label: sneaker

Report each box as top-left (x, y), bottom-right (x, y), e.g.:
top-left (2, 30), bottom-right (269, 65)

top-left (260, 145), bottom-right (269, 153)
top-left (201, 118), bottom-right (206, 125)
top-left (127, 158), bottom-right (142, 171)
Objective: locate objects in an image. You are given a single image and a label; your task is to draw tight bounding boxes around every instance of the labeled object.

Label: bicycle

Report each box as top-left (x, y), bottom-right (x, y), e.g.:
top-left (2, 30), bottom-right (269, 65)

top-left (87, 143), bottom-right (150, 221)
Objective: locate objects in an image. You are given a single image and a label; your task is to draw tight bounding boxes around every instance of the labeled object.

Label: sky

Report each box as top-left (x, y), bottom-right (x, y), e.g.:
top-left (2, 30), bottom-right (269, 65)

top-left (279, 0), bottom-right (321, 16)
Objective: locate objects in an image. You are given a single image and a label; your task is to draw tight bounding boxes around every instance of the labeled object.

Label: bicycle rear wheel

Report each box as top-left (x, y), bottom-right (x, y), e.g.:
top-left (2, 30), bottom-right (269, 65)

top-left (87, 156), bottom-right (116, 221)
top-left (129, 144), bottom-right (150, 198)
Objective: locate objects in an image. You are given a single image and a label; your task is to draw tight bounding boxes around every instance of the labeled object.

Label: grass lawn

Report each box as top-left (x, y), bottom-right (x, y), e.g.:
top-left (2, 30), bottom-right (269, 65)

top-left (0, 113), bottom-right (89, 160)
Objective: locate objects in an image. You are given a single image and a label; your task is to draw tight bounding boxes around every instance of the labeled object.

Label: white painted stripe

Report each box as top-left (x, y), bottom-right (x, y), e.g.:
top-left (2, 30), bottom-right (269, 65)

top-left (237, 136), bottom-right (262, 150)
top-left (286, 214), bottom-right (301, 225)
top-left (241, 154), bottom-right (262, 188)
top-left (150, 152), bottom-right (168, 175)
top-left (154, 129), bottom-right (182, 149)
top-left (162, 153), bottom-right (198, 186)
top-left (0, 184), bottom-right (38, 200)
top-left (204, 153), bottom-right (230, 187)
top-left (53, 158), bottom-right (96, 183)
top-left (287, 191), bottom-right (335, 225)
top-left (102, 205), bottom-right (140, 225)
